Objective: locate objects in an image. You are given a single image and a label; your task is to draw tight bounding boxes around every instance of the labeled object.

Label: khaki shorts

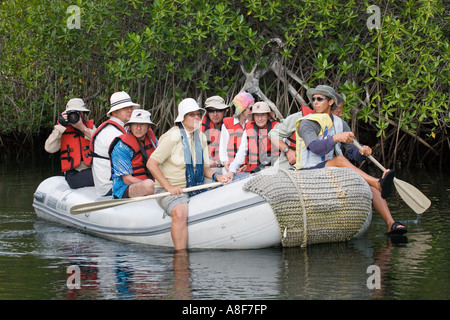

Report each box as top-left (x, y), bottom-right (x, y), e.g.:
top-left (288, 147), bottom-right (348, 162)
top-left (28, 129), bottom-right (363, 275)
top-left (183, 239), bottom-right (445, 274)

top-left (155, 187), bottom-right (190, 215)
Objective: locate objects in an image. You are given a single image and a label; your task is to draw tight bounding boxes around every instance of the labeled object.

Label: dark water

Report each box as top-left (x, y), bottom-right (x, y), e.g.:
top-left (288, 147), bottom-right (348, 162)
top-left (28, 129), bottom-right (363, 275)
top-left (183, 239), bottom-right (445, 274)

top-left (0, 155), bottom-right (449, 301)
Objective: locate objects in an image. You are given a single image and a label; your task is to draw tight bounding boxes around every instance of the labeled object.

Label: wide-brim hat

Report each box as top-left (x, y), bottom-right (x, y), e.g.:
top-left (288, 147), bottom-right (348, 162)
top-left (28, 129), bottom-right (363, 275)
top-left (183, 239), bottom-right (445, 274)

top-left (306, 85), bottom-right (339, 109)
top-left (233, 91), bottom-right (255, 116)
top-left (125, 109), bottom-right (155, 126)
top-left (65, 98), bottom-right (90, 112)
top-left (107, 91), bottom-right (140, 117)
top-left (205, 95), bottom-right (229, 110)
top-left (247, 101), bottom-right (275, 121)
top-left (175, 98), bottom-right (206, 123)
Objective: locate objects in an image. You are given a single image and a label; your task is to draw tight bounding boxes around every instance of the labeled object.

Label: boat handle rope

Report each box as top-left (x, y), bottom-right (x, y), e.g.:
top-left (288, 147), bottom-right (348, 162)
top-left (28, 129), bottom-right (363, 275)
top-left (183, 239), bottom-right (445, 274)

top-left (280, 169), bottom-right (308, 248)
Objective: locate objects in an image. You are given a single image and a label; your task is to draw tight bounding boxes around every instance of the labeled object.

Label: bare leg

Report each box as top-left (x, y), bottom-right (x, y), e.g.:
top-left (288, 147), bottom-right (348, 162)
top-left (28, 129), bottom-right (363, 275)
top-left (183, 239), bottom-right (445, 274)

top-left (370, 186), bottom-right (396, 232)
top-left (170, 203), bottom-right (189, 250)
top-left (325, 156), bottom-right (381, 190)
top-left (326, 156), bottom-right (404, 232)
top-left (128, 179), bottom-right (155, 197)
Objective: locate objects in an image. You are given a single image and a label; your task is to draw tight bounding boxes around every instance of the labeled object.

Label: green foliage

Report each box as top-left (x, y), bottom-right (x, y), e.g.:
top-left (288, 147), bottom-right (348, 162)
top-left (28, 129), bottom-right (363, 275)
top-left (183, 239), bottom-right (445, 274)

top-left (0, 0), bottom-right (448, 165)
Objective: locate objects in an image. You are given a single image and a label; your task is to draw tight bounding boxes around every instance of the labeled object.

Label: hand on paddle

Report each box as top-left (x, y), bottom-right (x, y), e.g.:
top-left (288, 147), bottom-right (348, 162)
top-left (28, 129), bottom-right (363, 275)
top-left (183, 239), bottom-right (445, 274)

top-left (332, 131), bottom-right (355, 143)
top-left (357, 145), bottom-right (372, 157)
top-left (333, 132), bottom-right (372, 156)
top-left (167, 185), bottom-right (184, 195)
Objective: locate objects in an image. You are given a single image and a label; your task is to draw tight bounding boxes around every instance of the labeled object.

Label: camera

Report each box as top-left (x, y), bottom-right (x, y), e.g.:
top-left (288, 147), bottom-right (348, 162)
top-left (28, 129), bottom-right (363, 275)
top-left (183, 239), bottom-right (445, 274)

top-left (58, 110), bottom-right (81, 126)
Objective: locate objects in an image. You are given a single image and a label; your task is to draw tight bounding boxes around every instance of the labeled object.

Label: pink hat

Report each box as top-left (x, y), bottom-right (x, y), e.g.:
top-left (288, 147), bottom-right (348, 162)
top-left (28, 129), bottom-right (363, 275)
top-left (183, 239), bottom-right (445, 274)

top-left (233, 92), bottom-right (255, 116)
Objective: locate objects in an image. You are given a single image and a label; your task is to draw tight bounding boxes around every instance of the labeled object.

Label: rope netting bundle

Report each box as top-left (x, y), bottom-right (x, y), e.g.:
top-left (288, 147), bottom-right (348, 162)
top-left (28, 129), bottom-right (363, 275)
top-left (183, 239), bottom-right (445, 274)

top-left (243, 167), bottom-right (373, 247)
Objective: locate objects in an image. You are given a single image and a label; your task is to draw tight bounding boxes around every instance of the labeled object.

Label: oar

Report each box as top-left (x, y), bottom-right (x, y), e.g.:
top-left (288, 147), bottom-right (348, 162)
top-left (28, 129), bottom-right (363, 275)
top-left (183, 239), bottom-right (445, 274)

top-left (70, 182), bottom-right (223, 215)
top-left (352, 140), bottom-right (431, 214)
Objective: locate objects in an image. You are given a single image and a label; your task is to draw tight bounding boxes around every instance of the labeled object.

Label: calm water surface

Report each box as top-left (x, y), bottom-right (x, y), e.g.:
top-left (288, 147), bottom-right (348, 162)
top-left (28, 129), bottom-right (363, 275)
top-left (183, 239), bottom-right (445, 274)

top-left (0, 155), bottom-right (449, 300)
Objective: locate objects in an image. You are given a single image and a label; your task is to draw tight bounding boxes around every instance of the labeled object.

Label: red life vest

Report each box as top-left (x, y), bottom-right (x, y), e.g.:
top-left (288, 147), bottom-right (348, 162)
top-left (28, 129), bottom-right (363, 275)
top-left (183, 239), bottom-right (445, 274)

top-left (286, 105), bottom-right (315, 151)
top-left (246, 120), bottom-right (279, 172)
top-left (89, 119), bottom-right (127, 160)
top-left (222, 117), bottom-right (246, 163)
top-left (109, 129), bottom-right (157, 180)
top-left (59, 119), bottom-right (94, 171)
top-left (201, 116), bottom-right (222, 162)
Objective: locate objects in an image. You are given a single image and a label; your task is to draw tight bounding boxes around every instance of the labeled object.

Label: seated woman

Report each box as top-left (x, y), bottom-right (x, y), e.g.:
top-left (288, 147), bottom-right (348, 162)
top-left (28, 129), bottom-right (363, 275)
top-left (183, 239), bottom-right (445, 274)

top-left (147, 98), bottom-right (230, 251)
top-left (227, 102), bottom-right (280, 179)
top-left (109, 109), bottom-right (157, 199)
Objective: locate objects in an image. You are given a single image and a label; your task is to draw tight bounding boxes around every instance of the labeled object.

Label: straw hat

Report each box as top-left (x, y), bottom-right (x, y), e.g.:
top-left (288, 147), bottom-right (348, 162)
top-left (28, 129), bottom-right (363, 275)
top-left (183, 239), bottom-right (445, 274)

top-left (65, 98), bottom-right (90, 112)
top-left (175, 98), bottom-right (206, 123)
top-left (125, 109), bottom-right (155, 127)
top-left (107, 91), bottom-right (140, 117)
top-left (247, 101), bottom-right (275, 121)
top-left (306, 85), bottom-right (339, 110)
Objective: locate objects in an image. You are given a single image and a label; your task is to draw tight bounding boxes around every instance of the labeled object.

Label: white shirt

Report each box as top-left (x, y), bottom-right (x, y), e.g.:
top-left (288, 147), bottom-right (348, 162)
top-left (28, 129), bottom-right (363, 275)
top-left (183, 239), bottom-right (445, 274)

top-left (91, 116), bottom-right (126, 196)
top-left (218, 116), bottom-right (248, 164)
top-left (228, 131), bottom-right (248, 173)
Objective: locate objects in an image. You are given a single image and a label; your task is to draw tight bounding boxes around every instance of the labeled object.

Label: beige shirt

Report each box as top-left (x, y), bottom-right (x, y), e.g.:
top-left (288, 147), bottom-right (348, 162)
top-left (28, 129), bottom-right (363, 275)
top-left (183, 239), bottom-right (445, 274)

top-left (150, 126), bottom-right (210, 188)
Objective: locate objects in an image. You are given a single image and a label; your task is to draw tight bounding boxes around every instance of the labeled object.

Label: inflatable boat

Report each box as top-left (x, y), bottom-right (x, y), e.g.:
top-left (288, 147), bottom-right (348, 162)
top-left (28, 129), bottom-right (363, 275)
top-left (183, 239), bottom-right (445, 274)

top-left (32, 168), bottom-right (373, 249)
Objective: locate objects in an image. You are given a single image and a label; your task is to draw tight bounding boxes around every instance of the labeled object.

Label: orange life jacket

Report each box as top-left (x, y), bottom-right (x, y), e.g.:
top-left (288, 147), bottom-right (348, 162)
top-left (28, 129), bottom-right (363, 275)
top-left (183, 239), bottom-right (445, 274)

top-left (201, 116), bottom-right (222, 162)
top-left (59, 119), bottom-right (94, 171)
top-left (222, 117), bottom-right (246, 163)
top-left (246, 120), bottom-right (279, 172)
top-left (89, 120), bottom-right (127, 160)
top-left (109, 129), bottom-right (157, 180)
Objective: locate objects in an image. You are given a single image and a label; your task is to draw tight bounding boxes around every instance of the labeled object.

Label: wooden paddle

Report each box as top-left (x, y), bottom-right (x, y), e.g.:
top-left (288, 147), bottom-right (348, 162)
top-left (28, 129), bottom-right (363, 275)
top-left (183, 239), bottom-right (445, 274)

top-left (352, 140), bottom-right (431, 214)
top-left (70, 182), bottom-right (223, 215)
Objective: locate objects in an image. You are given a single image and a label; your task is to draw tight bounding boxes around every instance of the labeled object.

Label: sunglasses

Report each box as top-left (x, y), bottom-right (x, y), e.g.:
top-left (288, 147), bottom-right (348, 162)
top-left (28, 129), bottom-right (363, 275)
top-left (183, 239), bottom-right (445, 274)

top-left (207, 109), bottom-right (224, 114)
top-left (311, 96), bottom-right (330, 102)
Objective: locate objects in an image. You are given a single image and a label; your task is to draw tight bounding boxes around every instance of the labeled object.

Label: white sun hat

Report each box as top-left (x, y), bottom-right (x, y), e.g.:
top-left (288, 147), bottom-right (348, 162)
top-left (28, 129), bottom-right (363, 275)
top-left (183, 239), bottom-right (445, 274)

top-left (174, 98), bottom-right (206, 123)
top-left (125, 109), bottom-right (155, 126)
top-left (65, 98), bottom-right (90, 112)
top-left (107, 91), bottom-right (140, 117)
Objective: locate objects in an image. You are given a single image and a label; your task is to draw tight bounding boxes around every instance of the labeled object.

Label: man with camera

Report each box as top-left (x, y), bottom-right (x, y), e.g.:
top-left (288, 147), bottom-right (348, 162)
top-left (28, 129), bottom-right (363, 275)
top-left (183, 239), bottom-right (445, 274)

top-left (45, 98), bottom-right (96, 189)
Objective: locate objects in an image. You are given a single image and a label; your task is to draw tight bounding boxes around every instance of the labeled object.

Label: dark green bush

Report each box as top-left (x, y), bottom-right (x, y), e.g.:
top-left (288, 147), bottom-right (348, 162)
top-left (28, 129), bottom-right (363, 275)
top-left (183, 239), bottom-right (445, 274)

top-left (0, 0), bottom-right (448, 167)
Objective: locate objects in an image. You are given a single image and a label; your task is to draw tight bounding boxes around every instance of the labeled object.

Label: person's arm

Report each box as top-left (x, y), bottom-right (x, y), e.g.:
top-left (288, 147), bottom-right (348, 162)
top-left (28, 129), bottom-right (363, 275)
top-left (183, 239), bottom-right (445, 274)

top-left (299, 119), bottom-right (358, 157)
top-left (147, 129), bottom-right (184, 195)
top-left (147, 158), bottom-right (183, 195)
top-left (298, 120), bottom-right (335, 156)
top-left (204, 167), bottom-right (230, 184)
top-left (228, 131), bottom-right (248, 174)
top-left (110, 141), bottom-right (138, 184)
top-left (269, 113), bottom-right (300, 164)
top-left (44, 124), bottom-right (66, 153)
top-left (338, 122), bottom-right (368, 162)
top-left (218, 123), bottom-right (230, 164)
top-left (72, 117), bottom-right (95, 140)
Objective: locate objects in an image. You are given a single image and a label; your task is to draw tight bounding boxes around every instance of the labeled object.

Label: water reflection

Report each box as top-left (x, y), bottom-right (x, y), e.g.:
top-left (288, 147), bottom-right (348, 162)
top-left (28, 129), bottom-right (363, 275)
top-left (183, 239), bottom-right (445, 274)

top-left (31, 219), bottom-right (395, 300)
top-left (371, 232), bottom-right (434, 299)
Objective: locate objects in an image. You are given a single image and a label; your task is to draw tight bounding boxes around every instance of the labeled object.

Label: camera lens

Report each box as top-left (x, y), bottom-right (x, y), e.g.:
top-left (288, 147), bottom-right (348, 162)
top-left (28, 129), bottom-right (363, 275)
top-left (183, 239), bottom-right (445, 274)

top-left (67, 111), bottom-right (80, 124)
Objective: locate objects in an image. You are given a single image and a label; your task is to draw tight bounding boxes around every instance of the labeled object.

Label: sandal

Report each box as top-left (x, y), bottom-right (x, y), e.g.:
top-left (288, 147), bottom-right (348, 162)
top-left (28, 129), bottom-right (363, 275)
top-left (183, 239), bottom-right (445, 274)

top-left (379, 170), bottom-right (395, 199)
top-left (387, 221), bottom-right (408, 235)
